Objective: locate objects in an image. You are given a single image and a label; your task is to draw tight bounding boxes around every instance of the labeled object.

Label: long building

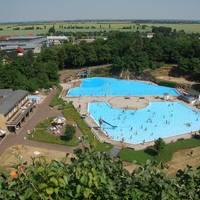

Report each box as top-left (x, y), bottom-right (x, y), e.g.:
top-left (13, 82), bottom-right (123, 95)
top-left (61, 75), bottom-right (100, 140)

top-left (0, 36), bottom-right (47, 54)
top-left (0, 89), bottom-right (35, 133)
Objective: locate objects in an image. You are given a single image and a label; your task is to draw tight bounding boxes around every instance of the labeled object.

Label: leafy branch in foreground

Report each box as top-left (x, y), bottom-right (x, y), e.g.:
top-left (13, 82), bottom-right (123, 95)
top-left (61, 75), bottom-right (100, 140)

top-left (0, 149), bottom-right (200, 199)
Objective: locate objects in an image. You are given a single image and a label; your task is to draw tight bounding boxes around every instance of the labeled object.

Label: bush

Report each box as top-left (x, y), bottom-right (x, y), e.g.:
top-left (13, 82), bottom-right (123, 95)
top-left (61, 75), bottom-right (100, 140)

top-left (154, 138), bottom-right (166, 154)
top-left (62, 124), bottom-right (76, 141)
top-left (2, 150), bottom-right (200, 199)
top-left (156, 80), bottom-right (177, 88)
top-left (144, 146), bottom-right (158, 156)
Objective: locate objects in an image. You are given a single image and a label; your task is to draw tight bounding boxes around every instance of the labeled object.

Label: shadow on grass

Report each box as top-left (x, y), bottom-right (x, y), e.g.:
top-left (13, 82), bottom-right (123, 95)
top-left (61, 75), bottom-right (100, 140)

top-left (144, 146), bottom-right (158, 156)
top-left (60, 135), bottom-right (73, 141)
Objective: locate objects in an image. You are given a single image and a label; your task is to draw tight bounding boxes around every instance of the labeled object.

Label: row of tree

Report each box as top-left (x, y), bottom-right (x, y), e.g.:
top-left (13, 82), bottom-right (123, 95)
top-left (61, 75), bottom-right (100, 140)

top-left (46, 29), bottom-right (200, 80)
top-left (0, 51), bottom-right (59, 92)
top-left (0, 149), bottom-right (199, 199)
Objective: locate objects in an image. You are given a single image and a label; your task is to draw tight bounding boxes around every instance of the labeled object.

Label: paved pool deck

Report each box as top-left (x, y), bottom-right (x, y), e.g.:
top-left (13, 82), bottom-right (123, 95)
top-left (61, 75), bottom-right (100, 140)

top-left (61, 82), bottom-right (200, 150)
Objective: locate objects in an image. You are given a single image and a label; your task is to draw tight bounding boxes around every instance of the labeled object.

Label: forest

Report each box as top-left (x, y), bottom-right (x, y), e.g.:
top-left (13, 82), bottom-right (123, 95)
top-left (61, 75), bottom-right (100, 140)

top-left (0, 50), bottom-right (59, 92)
top-left (0, 149), bottom-right (200, 199)
top-left (45, 27), bottom-right (200, 80)
top-left (0, 27), bottom-right (200, 92)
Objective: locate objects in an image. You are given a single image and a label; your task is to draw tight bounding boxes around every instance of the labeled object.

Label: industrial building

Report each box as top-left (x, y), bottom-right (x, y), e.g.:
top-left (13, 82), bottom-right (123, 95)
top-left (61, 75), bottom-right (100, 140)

top-left (0, 36), bottom-right (47, 55)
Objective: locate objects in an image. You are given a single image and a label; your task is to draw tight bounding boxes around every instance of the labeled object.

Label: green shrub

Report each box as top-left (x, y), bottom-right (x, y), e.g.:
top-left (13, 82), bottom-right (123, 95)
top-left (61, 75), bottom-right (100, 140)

top-left (62, 124), bottom-right (76, 141)
top-left (154, 138), bottom-right (166, 154)
top-left (156, 80), bottom-right (177, 88)
top-left (2, 150), bottom-right (200, 199)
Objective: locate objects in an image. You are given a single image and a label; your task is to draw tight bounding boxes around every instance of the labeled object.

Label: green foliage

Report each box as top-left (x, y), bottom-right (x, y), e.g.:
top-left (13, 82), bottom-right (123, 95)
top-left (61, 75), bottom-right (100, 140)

top-left (1, 150), bottom-right (200, 199)
top-left (154, 138), bottom-right (166, 154)
top-left (0, 50), bottom-right (59, 92)
top-left (152, 26), bottom-right (173, 35)
top-left (179, 57), bottom-right (200, 81)
top-left (156, 80), bottom-right (177, 88)
top-left (46, 31), bottom-right (200, 79)
top-left (63, 125), bottom-right (76, 141)
top-left (48, 26), bottom-right (56, 35)
top-left (49, 85), bottom-right (65, 107)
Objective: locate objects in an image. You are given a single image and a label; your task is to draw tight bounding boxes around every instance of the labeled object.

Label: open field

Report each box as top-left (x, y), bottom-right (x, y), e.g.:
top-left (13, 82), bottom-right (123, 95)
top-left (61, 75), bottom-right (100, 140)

top-left (0, 145), bottom-right (71, 170)
top-left (0, 21), bottom-right (200, 36)
top-left (0, 22), bottom-right (148, 36)
top-left (150, 65), bottom-right (198, 85)
top-left (144, 23), bottom-right (200, 33)
top-left (166, 146), bottom-right (200, 175)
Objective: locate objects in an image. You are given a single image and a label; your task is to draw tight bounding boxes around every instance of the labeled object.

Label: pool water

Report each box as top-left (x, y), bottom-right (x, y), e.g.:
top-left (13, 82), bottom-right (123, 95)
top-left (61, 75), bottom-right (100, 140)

top-left (88, 102), bottom-right (200, 144)
top-left (28, 95), bottom-right (41, 103)
top-left (68, 77), bottom-right (180, 96)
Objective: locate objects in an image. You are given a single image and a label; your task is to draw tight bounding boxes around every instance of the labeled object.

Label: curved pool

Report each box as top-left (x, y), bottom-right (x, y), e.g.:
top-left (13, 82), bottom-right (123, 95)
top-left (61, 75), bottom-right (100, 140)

top-left (88, 102), bottom-right (200, 144)
top-left (68, 77), bottom-right (180, 96)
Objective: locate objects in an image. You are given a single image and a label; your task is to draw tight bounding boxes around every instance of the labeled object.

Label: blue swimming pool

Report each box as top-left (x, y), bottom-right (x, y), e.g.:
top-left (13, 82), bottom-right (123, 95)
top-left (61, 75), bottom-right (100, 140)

top-left (68, 77), bottom-right (180, 96)
top-left (88, 102), bottom-right (200, 144)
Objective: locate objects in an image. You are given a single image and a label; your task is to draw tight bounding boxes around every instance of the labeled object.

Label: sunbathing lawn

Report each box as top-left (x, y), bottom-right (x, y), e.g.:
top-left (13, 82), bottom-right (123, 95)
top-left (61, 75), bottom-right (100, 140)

top-left (28, 118), bottom-right (79, 147)
top-left (49, 85), bottom-right (65, 107)
top-left (48, 87), bottom-right (113, 152)
top-left (62, 102), bottom-right (113, 152)
top-left (120, 137), bottom-right (200, 164)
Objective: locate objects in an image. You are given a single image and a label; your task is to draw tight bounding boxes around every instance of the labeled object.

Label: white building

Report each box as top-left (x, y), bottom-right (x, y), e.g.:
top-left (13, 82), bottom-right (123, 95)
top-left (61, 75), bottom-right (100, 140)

top-left (47, 36), bottom-right (69, 45)
top-left (147, 33), bottom-right (155, 39)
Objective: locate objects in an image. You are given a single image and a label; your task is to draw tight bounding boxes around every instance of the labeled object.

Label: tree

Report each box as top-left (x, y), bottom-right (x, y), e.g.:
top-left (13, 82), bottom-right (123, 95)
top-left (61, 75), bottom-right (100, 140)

top-left (154, 138), bottom-right (166, 154)
top-left (48, 26), bottom-right (56, 35)
top-left (63, 124), bottom-right (76, 140)
top-left (152, 26), bottom-right (172, 36)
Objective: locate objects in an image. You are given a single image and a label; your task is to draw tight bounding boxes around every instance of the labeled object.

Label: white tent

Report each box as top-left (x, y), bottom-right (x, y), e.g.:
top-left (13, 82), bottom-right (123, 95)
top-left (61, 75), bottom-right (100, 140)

top-left (52, 116), bottom-right (66, 125)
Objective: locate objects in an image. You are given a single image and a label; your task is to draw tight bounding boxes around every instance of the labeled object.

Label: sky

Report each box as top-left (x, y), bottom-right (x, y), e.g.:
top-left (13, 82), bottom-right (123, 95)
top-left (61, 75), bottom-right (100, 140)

top-left (0, 0), bottom-right (200, 22)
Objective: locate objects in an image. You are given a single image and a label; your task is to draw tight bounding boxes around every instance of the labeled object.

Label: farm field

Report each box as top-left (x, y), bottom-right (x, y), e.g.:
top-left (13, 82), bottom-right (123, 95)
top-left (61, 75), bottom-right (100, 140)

top-left (0, 21), bottom-right (200, 36)
top-left (144, 23), bottom-right (200, 33)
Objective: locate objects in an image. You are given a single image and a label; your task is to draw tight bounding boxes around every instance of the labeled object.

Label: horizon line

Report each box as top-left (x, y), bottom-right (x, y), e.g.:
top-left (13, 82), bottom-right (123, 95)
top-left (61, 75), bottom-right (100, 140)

top-left (0, 18), bottom-right (200, 24)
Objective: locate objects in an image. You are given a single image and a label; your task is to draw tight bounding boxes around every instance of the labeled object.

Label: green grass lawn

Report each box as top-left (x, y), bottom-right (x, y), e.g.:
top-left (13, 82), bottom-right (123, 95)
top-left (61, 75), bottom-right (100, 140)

top-left (120, 138), bottom-right (200, 164)
top-left (49, 85), bottom-right (65, 107)
top-left (28, 118), bottom-right (79, 147)
top-left (62, 102), bottom-right (113, 152)
top-left (119, 148), bottom-right (152, 164)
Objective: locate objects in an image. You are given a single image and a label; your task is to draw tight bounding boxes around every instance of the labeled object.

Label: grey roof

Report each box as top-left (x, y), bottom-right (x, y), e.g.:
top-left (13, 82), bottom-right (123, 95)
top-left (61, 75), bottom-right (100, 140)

top-left (0, 90), bottom-right (29, 116)
top-left (9, 36), bottom-right (43, 40)
top-left (0, 89), bottom-right (13, 98)
top-left (0, 37), bottom-right (46, 51)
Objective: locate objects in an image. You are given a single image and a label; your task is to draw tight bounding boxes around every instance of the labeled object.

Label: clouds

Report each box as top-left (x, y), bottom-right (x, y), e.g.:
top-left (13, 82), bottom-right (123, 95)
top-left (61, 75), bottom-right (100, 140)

top-left (0, 0), bottom-right (199, 22)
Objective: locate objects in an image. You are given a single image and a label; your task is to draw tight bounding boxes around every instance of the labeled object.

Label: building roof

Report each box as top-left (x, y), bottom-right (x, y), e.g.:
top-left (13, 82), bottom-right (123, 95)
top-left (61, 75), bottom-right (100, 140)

top-left (0, 89), bottom-right (13, 98)
top-left (0, 36), bottom-right (46, 51)
top-left (16, 47), bottom-right (24, 53)
top-left (0, 89), bottom-right (28, 116)
top-left (47, 36), bottom-right (69, 40)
